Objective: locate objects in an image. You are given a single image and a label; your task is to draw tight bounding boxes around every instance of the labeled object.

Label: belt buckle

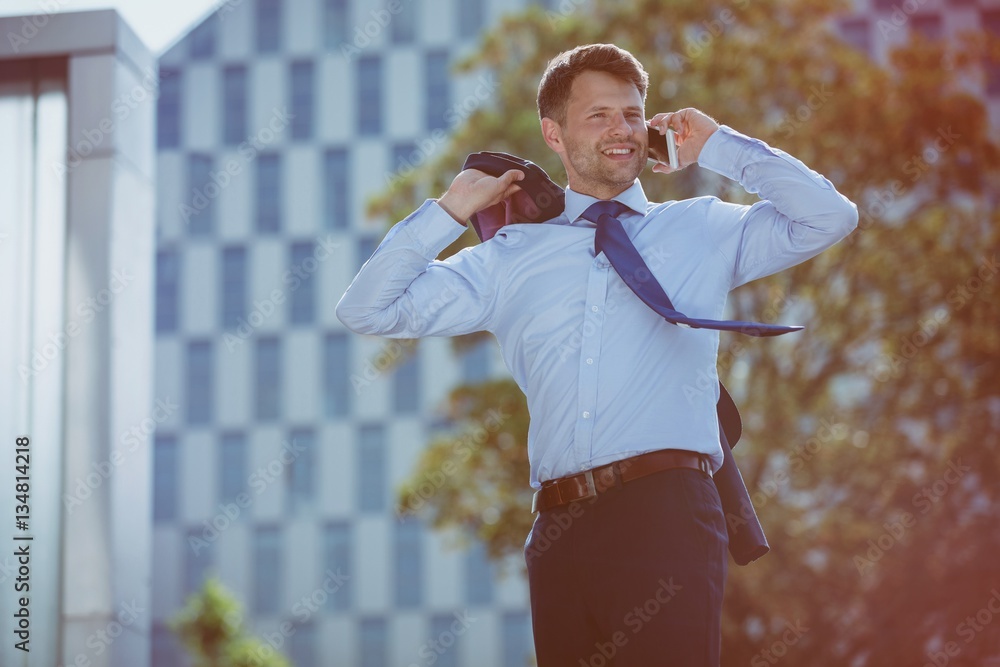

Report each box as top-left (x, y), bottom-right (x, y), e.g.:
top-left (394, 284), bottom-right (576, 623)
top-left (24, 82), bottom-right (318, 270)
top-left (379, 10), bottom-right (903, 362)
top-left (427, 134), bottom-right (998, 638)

top-left (700, 455), bottom-right (713, 477)
top-left (532, 468), bottom-right (599, 514)
top-left (580, 469), bottom-right (597, 499)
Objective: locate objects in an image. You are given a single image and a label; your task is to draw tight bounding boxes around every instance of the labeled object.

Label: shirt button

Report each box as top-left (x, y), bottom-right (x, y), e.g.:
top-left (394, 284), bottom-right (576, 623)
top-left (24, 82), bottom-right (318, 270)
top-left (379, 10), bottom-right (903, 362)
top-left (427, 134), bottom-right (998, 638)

top-left (586, 358), bottom-right (593, 364)
top-left (582, 411), bottom-right (591, 419)
top-left (591, 305), bottom-right (599, 312)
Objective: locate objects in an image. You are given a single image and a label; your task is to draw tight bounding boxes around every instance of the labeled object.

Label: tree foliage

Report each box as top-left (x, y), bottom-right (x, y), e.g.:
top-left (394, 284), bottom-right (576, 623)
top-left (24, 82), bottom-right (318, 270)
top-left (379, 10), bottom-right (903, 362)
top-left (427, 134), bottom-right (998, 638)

top-left (170, 577), bottom-right (292, 667)
top-left (387, 1), bottom-right (1000, 664)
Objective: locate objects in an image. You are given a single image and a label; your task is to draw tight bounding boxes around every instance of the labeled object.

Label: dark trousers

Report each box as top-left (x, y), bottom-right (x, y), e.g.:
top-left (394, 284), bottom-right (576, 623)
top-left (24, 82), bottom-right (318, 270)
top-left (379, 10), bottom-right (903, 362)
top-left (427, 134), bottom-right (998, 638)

top-left (524, 467), bottom-right (728, 666)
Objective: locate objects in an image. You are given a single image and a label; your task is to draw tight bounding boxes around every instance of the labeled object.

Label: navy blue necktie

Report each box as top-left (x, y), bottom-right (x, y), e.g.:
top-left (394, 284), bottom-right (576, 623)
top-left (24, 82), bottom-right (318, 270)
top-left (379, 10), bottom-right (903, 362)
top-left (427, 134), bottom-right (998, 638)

top-left (582, 200), bottom-right (803, 337)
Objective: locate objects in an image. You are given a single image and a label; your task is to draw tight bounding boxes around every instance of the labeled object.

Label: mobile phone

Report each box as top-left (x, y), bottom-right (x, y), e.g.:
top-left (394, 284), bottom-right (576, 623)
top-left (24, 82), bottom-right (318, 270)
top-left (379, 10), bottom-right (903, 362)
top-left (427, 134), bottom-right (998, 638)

top-left (646, 122), bottom-right (679, 169)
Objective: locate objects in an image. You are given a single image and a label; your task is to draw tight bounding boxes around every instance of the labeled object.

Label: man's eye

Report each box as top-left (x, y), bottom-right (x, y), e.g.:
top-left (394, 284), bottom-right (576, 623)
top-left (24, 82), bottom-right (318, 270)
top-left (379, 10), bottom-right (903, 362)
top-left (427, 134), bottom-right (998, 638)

top-left (590, 113), bottom-right (605, 118)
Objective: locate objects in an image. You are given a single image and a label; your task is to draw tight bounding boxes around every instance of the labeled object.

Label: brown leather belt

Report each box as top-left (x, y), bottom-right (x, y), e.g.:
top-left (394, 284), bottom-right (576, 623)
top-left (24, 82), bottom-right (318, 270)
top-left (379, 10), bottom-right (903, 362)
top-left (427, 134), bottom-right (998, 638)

top-left (531, 449), bottom-right (713, 514)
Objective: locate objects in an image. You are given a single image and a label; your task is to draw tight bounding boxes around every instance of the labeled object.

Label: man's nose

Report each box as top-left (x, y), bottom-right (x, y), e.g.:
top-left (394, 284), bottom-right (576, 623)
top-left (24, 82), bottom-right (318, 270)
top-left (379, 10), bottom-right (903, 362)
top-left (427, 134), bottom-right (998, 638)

top-left (609, 111), bottom-right (633, 137)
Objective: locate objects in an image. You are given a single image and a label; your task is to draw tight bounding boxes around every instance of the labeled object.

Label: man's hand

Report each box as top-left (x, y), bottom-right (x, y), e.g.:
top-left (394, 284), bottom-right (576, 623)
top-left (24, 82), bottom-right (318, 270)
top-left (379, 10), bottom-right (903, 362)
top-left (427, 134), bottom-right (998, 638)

top-left (647, 108), bottom-right (721, 175)
top-left (437, 168), bottom-right (525, 225)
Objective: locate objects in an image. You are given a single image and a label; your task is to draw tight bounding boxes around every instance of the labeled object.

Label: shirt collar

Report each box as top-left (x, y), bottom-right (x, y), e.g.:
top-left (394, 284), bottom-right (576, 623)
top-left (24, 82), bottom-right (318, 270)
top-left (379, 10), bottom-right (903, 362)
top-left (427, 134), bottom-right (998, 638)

top-left (563, 179), bottom-right (649, 226)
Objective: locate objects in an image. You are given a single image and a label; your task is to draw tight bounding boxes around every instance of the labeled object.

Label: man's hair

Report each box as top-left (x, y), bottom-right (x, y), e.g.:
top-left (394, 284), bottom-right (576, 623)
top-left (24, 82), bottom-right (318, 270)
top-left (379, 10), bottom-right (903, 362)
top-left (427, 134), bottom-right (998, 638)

top-left (537, 43), bottom-right (649, 126)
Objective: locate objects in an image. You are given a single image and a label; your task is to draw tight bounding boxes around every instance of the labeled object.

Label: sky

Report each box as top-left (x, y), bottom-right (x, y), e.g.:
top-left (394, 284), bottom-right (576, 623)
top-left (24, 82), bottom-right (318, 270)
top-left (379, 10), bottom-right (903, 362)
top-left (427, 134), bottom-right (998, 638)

top-left (0, 0), bottom-right (219, 54)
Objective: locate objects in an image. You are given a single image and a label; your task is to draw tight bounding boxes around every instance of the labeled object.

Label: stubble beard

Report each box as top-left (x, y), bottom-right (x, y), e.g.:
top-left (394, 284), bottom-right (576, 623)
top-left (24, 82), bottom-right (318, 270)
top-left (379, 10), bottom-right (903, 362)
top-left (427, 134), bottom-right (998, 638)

top-left (563, 132), bottom-right (645, 195)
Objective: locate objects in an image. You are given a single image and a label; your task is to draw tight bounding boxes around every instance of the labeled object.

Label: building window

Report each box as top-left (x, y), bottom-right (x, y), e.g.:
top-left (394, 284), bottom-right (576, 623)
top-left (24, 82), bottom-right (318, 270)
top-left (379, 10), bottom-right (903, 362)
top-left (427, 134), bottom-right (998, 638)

top-left (464, 541), bottom-right (494, 605)
top-left (222, 65), bottom-right (247, 146)
top-left (184, 527), bottom-right (212, 596)
top-left (287, 427), bottom-right (315, 510)
top-left (256, 0), bottom-right (282, 53)
top-left (186, 341), bottom-right (213, 424)
top-left (324, 521), bottom-right (352, 610)
top-left (153, 435), bottom-right (178, 522)
top-left (502, 612), bottom-right (532, 667)
top-left (289, 241), bottom-right (316, 324)
top-left (256, 153), bottom-right (282, 233)
top-left (390, 141), bottom-right (417, 183)
top-left (253, 526), bottom-right (282, 614)
top-left (359, 618), bottom-right (387, 667)
top-left (429, 614), bottom-right (460, 667)
top-left (155, 249), bottom-right (179, 333)
top-left (393, 351), bottom-right (420, 414)
top-left (324, 0), bottom-right (350, 47)
top-left (461, 340), bottom-right (490, 383)
top-left (324, 148), bottom-right (350, 229)
top-left (187, 154), bottom-right (214, 235)
top-left (358, 424), bottom-right (385, 512)
top-left (157, 68), bottom-right (181, 149)
top-left (390, 0), bottom-right (417, 43)
top-left (457, 0), bottom-right (484, 36)
top-left (219, 432), bottom-right (246, 503)
top-left (290, 60), bottom-right (314, 141)
top-left (255, 337), bottom-right (282, 421)
top-left (189, 18), bottom-right (216, 59)
top-left (288, 622), bottom-right (316, 667)
top-left (356, 236), bottom-right (378, 271)
top-left (324, 333), bottom-right (351, 418)
top-left (838, 18), bottom-right (871, 56)
top-left (220, 246), bottom-right (246, 330)
top-left (394, 517), bottom-right (423, 607)
top-left (357, 56), bottom-right (382, 136)
top-left (425, 50), bottom-right (450, 132)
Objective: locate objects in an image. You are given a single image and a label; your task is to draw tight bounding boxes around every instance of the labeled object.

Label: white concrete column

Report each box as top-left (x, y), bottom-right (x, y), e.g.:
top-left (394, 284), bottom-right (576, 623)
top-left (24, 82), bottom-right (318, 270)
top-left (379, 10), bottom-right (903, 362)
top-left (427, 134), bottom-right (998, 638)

top-left (0, 10), bottom-right (156, 667)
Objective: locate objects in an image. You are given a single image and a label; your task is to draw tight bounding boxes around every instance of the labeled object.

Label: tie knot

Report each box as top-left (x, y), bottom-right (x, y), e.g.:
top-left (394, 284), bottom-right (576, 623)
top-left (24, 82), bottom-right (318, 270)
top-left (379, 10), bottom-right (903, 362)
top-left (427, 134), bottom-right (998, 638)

top-left (580, 200), bottom-right (631, 224)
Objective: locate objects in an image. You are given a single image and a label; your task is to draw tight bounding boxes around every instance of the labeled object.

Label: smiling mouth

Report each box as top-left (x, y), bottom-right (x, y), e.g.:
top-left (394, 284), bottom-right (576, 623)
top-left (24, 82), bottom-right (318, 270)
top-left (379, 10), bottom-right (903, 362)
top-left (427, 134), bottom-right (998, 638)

top-left (602, 147), bottom-right (639, 161)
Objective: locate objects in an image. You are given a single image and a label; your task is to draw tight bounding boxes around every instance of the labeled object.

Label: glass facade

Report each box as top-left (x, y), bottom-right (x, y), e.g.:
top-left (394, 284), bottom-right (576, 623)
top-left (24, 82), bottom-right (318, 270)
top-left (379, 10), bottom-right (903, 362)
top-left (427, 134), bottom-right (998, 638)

top-left (290, 60), bottom-right (314, 140)
top-left (186, 341), bottom-right (213, 424)
top-left (222, 65), bottom-right (247, 146)
top-left (155, 249), bottom-right (179, 333)
top-left (358, 424), bottom-right (385, 512)
top-left (255, 337), bottom-right (282, 420)
top-left (253, 525), bottom-right (282, 614)
top-left (256, 153), bottom-right (282, 233)
top-left (256, 0), bottom-right (283, 52)
top-left (357, 56), bottom-right (382, 135)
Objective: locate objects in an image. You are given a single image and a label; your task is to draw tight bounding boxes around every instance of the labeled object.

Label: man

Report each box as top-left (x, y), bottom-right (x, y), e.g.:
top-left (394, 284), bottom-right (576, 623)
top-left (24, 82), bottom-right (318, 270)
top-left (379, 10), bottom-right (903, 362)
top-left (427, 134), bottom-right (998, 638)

top-left (336, 43), bottom-right (857, 666)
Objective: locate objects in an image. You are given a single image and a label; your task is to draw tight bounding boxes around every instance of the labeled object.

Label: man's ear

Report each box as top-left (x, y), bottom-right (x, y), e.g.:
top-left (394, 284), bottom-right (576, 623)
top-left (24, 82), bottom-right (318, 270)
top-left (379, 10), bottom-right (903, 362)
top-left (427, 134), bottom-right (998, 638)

top-left (541, 117), bottom-right (564, 155)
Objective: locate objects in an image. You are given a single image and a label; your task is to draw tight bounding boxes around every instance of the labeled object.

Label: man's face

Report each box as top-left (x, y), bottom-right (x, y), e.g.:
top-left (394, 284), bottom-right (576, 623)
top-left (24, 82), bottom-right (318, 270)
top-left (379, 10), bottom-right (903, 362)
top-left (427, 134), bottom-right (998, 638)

top-left (546, 70), bottom-right (648, 198)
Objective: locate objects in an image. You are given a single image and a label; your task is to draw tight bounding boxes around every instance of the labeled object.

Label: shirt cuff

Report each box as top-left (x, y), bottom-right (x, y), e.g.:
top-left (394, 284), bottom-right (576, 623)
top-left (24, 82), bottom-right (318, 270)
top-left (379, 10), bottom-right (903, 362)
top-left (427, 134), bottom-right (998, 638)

top-left (397, 199), bottom-right (470, 258)
top-left (697, 124), bottom-right (768, 182)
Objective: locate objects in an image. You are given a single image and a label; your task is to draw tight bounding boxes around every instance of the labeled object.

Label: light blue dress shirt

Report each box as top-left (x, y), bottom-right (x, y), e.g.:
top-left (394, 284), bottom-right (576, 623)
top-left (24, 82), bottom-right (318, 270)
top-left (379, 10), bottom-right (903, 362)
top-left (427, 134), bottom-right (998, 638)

top-left (336, 125), bottom-right (858, 488)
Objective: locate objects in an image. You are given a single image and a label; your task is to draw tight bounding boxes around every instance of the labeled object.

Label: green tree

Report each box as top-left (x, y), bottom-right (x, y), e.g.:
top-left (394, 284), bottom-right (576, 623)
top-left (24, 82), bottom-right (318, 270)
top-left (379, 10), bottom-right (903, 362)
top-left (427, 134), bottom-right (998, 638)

top-left (170, 577), bottom-right (292, 667)
top-left (383, 1), bottom-right (1000, 665)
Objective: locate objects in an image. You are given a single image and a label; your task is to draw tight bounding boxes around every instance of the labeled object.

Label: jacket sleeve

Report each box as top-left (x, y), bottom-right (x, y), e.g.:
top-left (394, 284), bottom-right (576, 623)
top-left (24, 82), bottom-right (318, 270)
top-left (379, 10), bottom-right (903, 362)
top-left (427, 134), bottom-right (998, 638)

top-left (335, 199), bottom-right (507, 337)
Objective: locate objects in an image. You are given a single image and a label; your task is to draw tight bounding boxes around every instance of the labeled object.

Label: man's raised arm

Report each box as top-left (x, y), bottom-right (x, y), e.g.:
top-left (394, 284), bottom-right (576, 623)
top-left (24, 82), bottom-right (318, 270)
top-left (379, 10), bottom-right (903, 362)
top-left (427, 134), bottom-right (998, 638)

top-left (696, 123), bottom-right (859, 288)
top-left (334, 168), bottom-right (524, 338)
